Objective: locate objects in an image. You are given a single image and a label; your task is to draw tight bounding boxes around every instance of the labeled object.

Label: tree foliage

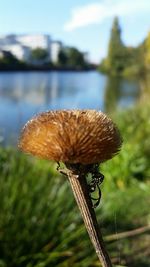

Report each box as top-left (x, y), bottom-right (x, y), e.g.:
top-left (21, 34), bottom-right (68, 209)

top-left (99, 17), bottom-right (147, 77)
top-left (144, 32), bottom-right (150, 69)
top-left (67, 47), bottom-right (85, 68)
top-left (0, 52), bottom-right (26, 70)
top-left (58, 48), bottom-right (68, 66)
top-left (31, 48), bottom-right (49, 61)
top-left (57, 47), bottom-right (86, 69)
top-left (107, 17), bottom-right (125, 73)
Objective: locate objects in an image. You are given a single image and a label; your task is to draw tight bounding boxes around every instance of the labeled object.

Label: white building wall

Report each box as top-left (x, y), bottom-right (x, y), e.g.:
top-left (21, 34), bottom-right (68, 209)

top-left (0, 34), bottom-right (65, 63)
top-left (17, 35), bottom-right (50, 49)
top-left (50, 41), bottom-right (62, 63)
top-left (3, 44), bottom-right (30, 61)
top-left (17, 34), bottom-right (51, 61)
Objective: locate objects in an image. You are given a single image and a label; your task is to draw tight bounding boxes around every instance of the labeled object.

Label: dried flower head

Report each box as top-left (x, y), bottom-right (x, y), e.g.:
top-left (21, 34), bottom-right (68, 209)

top-left (19, 110), bottom-right (122, 165)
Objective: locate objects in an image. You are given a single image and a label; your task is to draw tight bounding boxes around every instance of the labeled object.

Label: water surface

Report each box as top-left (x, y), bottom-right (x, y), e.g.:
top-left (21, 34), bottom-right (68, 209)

top-left (0, 71), bottom-right (140, 146)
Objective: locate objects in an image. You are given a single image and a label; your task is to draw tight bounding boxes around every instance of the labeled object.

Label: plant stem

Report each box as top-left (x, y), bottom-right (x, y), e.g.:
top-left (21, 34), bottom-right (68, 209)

top-left (105, 225), bottom-right (150, 242)
top-left (67, 167), bottom-right (112, 267)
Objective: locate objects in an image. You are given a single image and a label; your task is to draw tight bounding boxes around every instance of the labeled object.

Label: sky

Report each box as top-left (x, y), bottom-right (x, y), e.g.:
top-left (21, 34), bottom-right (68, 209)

top-left (0, 0), bottom-right (150, 63)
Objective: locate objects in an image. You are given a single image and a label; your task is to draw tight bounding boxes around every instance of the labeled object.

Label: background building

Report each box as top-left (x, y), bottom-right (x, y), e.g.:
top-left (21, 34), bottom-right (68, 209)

top-left (1, 44), bottom-right (30, 61)
top-left (50, 41), bottom-right (62, 63)
top-left (0, 34), bottom-right (87, 66)
top-left (16, 34), bottom-right (51, 50)
top-left (0, 34), bottom-right (52, 63)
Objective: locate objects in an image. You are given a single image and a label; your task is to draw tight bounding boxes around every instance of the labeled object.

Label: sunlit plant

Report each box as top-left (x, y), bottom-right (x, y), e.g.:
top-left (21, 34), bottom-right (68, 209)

top-left (19, 109), bottom-right (122, 267)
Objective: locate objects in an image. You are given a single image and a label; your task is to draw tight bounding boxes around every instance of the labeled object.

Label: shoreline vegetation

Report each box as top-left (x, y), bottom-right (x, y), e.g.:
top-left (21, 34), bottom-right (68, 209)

top-left (98, 17), bottom-right (150, 78)
top-left (0, 64), bottom-right (97, 72)
top-left (0, 46), bottom-right (97, 72)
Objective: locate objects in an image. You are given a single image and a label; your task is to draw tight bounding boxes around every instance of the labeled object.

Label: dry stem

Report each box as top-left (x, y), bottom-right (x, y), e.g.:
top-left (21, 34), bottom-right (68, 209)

top-left (59, 164), bottom-right (112, 267)
top-left (105, 224), bottom-right (150, 242)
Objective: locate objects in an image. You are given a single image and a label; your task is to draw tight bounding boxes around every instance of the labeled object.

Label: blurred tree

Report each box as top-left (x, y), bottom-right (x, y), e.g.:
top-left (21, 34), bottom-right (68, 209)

top-left (0, 51), bottom-right (26, 70)
top-left (107, 17), bottom-right (125, 70)
top-left (58, 48), bottom-right (68, 66)
top-left (57, 47), bottom-right (87, 69)
top-left (99, 17), bottom-right (126, 74)
top-left (144, 32), bottom-right (150, 69)
top-left (67, 47), bottom-right (85, 68)
top-left (99, 17), bottom-right (145, 77)
top-left (31, 48), bottom-right (48, 61)
top-left (122, 45), bottom-right (145, 77)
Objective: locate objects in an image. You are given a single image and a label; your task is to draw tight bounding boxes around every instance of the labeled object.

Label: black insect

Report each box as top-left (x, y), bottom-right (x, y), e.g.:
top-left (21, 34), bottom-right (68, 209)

top-left (88, 164), bottom-right (104, 208)
top-left (57, 161), bottom-right (104, 208)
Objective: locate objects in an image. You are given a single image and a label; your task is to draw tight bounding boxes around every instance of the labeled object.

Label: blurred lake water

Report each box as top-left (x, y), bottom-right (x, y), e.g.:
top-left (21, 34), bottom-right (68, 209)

top-left (0, 70), bottom-right (140, 146)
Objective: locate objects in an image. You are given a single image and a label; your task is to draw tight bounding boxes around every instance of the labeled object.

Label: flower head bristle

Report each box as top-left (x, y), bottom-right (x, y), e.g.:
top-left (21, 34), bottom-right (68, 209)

top-left (19, 110), bottom-right (122, 164)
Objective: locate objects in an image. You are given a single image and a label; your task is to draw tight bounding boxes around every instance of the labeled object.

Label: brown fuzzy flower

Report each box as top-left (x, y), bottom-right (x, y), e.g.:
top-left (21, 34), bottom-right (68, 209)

top-left (19, 109), bottom-right (122, 165)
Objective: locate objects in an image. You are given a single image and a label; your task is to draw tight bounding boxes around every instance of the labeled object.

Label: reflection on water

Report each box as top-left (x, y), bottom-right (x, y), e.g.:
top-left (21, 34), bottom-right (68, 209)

top-left (104, 76), bottom-right (140, 113)
top-left (138, 74), bottom-right (150, 104)
top-left (0, 71), bottom-right (141, 146)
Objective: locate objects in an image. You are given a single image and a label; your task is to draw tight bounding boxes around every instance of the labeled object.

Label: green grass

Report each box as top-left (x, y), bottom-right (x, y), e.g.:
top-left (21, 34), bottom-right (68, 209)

top-left (0, 103), bottom-right (150, 267)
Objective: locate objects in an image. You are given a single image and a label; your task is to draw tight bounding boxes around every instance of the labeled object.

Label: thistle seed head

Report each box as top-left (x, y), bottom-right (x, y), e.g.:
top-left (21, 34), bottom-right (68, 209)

top-left (18, 110), bottom-right (122, 164)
